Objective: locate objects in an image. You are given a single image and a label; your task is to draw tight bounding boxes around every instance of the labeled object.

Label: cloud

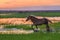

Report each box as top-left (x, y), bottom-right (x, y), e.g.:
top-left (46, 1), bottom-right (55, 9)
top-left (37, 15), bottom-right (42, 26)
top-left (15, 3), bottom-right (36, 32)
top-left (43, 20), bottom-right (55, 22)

top-left (0, 0), bottom-right (60, 9)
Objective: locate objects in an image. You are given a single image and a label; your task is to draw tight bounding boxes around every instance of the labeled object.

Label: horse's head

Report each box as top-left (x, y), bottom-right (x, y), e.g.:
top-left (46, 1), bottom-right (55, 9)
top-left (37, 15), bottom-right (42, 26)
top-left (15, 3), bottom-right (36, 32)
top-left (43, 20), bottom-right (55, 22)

top-left (26, 15), bottom-right (35, 21)
top-left (26, 16), bottom-right (31, 21)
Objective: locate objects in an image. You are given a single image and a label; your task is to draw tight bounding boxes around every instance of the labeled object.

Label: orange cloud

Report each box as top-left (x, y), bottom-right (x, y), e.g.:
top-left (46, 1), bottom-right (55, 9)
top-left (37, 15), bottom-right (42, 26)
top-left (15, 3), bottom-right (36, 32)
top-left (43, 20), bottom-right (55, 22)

top-left (0, 0), bottom-right (60, 9)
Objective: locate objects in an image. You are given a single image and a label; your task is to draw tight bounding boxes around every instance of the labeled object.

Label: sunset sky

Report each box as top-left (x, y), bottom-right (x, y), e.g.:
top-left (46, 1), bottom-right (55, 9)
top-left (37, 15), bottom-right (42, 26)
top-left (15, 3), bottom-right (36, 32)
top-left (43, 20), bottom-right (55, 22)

top-left (0, 0), bottom-right (60, 10)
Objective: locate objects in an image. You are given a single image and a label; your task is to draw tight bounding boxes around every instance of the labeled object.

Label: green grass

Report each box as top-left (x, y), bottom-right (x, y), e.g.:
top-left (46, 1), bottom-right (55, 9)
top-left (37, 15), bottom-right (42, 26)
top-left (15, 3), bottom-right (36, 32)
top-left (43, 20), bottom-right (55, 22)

top-left (0, 23), bottom-right (59, 40)
top-left (0, 31), bottom-right (60, 40)
top-left (0, 11), bottom-right (60, 18)
top-left (0, 11), bottom-right (60, 40)
top-left (4, 24), bottom-right (31, 30)
top-left (4, 22), bottom-right (60, 30)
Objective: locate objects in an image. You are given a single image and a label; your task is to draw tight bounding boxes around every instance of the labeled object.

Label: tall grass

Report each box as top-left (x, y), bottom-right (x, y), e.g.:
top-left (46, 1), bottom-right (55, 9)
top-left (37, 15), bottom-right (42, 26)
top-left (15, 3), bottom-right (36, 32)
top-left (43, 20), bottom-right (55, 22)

top-left (0, 12), bottom-right (60, 18)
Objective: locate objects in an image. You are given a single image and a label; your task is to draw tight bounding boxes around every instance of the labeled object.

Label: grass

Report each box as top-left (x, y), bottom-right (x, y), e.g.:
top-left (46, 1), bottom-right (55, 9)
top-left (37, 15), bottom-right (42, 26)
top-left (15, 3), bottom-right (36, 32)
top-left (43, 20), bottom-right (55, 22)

top-left (4, 22), bottom-right (60, 30)
top-left (0, 11), bottom-right (60, 40)
top-left (0, 22), bottom-right (59, 40)
top-left (0, 11), bottom-right (60, 18)
top-left (4, 24), bottom-right (31, 30)
top-left (0, 31), bottom-right (60, 40)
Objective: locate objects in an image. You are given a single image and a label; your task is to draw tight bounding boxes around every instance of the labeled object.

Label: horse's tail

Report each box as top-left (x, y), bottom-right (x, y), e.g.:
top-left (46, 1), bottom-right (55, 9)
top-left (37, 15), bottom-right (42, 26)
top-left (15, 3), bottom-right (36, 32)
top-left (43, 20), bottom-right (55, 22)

top-left (43, 18), bottom-right (52, 23)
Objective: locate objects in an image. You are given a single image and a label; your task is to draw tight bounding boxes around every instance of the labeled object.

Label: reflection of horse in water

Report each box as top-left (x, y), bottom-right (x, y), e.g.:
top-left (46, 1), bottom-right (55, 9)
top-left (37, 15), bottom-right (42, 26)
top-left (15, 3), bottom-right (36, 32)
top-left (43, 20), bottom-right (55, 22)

top-left (26, 15), bottom-right (52, 32)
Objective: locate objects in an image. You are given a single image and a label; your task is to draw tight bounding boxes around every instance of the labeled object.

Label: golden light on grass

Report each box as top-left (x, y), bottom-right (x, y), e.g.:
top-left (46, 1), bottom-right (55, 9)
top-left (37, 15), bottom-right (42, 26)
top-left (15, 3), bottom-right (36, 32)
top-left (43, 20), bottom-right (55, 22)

top-left (0, 17), bottom-right (60, 25)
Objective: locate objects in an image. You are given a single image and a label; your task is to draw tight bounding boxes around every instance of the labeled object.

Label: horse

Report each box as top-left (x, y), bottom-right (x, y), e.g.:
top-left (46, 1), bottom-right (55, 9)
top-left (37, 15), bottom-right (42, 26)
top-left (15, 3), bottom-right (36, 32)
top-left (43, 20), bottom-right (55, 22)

top-left (26, 15), bottom-right (52, 32)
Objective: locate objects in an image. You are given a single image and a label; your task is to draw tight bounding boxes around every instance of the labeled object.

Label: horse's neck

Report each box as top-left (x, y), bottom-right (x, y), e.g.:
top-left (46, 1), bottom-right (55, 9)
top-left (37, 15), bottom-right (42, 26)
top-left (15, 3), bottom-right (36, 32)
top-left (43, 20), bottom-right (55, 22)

top-left (31, 17), bottom-right (38, 21)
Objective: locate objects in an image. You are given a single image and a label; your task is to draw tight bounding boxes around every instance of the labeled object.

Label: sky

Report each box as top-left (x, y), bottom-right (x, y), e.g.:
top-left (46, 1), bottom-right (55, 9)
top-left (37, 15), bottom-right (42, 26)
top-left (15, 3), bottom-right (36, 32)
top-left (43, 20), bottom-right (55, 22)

top-left (0, 0), bottom-right (60, 10)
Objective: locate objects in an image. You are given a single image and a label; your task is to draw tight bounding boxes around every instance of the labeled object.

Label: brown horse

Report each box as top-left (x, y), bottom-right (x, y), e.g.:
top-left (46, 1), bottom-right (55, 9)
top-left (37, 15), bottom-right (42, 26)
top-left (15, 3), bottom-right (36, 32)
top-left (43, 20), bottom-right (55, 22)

top-left (26, 15), bottom-right (52, 32)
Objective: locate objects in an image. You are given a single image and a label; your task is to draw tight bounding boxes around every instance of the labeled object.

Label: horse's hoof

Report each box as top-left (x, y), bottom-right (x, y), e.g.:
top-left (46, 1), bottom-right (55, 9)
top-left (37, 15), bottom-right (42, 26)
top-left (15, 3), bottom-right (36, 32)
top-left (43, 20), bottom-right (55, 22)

top-left (34, 30), bottom-right (39, 32)
top-left (33, 29), bottom-right (39, 32)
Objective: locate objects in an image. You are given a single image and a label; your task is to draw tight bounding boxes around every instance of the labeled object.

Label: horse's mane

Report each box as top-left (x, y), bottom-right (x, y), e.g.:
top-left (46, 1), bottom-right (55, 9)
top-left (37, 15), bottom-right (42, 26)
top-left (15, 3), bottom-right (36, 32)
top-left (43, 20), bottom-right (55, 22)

top-left (29, 15), bottom-right (38, 19)
top-left (29, 15), bottom-right (35, 17)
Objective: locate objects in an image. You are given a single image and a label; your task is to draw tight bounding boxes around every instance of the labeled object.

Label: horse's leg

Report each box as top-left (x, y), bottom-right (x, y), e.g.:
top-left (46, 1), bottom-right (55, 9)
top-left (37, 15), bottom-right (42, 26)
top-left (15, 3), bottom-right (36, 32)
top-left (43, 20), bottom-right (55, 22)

top-left (31, 24), bottom-right (34, 30)
top-left (46, 24), bottom-right (50, 32)
top-left (35, 25), bottom-right (38, 29)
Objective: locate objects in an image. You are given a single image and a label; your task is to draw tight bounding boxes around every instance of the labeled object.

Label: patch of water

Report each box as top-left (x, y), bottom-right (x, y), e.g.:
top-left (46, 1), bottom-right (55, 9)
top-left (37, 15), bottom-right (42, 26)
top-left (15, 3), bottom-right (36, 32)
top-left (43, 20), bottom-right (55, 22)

top-left (0, 28), bottom-right (34, 34)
